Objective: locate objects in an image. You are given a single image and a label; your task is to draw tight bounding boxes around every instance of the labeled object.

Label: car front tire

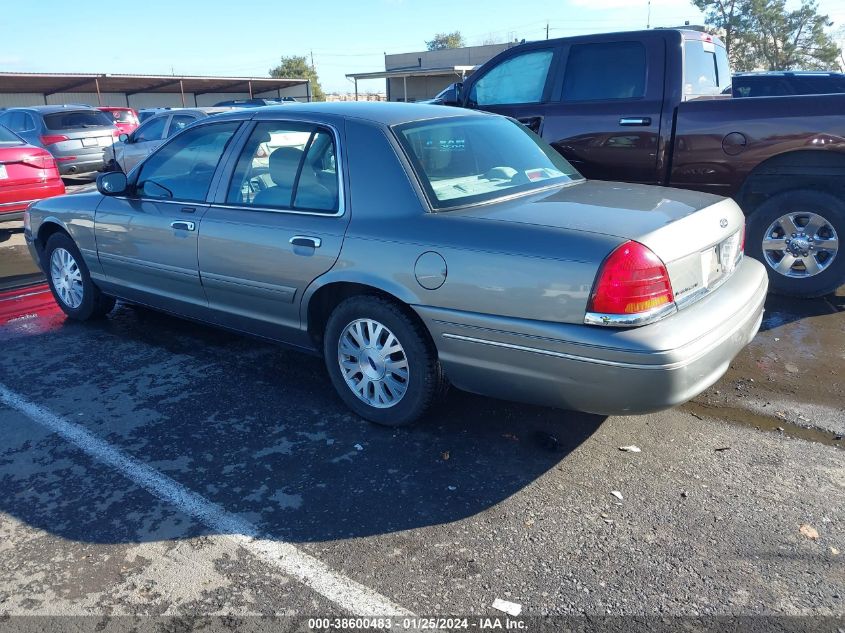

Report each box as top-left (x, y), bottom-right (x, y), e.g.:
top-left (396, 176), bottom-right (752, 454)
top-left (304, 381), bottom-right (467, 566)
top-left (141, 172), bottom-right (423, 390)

top-left (323, 295), bottom-right (444, 426)
top-left (747, 189), bottom-right (844, 297)
top-left (44, 232), bottom-right (115, 320)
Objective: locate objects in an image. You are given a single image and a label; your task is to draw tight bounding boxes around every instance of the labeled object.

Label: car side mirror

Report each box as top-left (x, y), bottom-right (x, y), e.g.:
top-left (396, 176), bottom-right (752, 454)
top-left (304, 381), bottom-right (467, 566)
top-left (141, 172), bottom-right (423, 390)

top-left (118, 133), bottom-right (129, 143)
top-left (97, 171), bottom-right (128, 196)
top-left (440, 82), bottom-right (463, 106)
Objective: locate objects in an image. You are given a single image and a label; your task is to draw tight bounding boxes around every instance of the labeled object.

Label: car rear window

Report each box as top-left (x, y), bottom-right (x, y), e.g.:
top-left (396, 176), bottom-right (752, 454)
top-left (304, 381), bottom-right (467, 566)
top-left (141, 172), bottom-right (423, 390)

top-left (44, 110), bottom-right (114, 130)
top-left (0, 125), bottom-right (24, 145)
top-left (394, 116), bottom-right (582, 210)
top-left (103, 109), bottom-right (137, 123)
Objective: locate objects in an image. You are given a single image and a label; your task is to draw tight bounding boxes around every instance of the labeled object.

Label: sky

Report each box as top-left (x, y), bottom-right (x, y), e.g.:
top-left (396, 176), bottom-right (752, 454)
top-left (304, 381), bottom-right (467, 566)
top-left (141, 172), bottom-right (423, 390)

top-left (1, 0), bottom-right (844, 93)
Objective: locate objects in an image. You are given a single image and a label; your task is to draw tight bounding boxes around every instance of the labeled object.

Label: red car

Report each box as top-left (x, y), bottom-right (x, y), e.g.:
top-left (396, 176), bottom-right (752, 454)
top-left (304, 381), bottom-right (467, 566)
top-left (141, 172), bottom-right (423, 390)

top-left (0, 124), bottom-right (65, 222)
top-left (97, 107), bottom-right (140, 135)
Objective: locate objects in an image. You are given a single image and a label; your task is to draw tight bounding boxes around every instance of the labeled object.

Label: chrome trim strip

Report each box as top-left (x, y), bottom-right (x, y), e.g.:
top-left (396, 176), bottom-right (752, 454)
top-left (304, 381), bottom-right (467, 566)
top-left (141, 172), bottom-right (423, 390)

top-left (98, 252), bottom-right (199, 279)
top-left (441, 332), bottom-right (672, 371)
top-left (583, 302), bottom-right (677, 327)
top-left (210, 203), bottom-right (343, 218)
top-left (0, 199), bottom-right (38, 209)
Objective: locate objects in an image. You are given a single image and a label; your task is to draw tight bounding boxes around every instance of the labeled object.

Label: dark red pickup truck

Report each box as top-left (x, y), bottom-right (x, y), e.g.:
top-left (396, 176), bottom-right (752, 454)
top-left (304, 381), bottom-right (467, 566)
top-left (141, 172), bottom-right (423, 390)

top-left (440, 29), bottom-right (845, 297)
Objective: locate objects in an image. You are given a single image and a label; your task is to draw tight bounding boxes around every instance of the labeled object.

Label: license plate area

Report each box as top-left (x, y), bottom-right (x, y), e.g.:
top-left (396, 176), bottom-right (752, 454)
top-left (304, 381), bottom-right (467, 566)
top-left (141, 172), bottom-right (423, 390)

top-left (82, 137), bottom-right (98, 147)
top-left (701, 230), bottom-right (741, 288)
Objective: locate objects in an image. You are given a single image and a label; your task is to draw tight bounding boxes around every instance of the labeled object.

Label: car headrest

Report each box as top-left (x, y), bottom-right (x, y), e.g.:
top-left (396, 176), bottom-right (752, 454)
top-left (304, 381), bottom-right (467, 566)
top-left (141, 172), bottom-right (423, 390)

top-left (268, 146), bottom-right (303, 186)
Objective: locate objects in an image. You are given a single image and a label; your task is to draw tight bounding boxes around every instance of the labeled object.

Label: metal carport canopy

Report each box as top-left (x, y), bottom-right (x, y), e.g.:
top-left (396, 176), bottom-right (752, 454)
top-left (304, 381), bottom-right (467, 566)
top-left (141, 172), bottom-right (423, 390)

top-left (0, 73), bottom-right (308, 99)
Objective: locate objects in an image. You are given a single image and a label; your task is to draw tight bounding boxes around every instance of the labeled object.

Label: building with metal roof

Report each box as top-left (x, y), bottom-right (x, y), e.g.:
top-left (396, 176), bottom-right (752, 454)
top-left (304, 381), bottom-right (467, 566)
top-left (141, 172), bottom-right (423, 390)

top-left (346, 43), bottom-right (518, 102)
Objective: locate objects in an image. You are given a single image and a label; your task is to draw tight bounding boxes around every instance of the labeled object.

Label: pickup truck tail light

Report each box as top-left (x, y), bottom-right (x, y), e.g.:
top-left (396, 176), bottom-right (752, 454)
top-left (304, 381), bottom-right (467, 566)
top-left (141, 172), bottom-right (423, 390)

top-left (40, 134), bottom-right (69, 146)
top-left (585, 241), bottom-right (676, 327)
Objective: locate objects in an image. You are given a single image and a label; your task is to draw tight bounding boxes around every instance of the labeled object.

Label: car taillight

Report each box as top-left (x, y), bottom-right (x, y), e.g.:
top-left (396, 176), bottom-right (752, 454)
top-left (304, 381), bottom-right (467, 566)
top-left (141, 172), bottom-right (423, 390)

top-left (586, 241), bottom-right (675, 326)
top-left (40, 134), bottom-right (69, 146)
top-left (20, 154), bottom-right (57, 170)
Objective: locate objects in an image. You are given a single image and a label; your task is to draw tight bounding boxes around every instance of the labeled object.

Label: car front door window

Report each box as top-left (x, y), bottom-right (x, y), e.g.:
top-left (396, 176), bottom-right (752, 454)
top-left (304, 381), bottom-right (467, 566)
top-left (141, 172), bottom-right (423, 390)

top-left (136, 121), bottom-right (240, 202)
top-left (133, 117), bottom-right (167, 143)
top-left (469, 50), bottom-right (554, 106)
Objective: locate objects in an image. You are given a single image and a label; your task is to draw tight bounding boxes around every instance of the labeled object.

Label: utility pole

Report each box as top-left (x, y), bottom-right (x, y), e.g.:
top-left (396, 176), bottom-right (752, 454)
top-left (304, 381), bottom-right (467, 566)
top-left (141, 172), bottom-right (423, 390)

top-left (310, 50), bottom-right (315, 71)
top-left (646, 0), bottom-right (651, 29)
top-left (546, 21), bottom-right (549, 40)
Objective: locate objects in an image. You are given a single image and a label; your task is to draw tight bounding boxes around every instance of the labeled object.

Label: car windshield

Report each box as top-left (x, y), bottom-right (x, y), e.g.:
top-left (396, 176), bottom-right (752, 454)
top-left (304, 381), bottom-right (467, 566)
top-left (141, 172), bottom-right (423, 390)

top-left (44, 109), bottom-right (114, 130)
top-left (0, 125), bottom-right (24, 145)
top-left (394, 116), bottom-right (582, 210)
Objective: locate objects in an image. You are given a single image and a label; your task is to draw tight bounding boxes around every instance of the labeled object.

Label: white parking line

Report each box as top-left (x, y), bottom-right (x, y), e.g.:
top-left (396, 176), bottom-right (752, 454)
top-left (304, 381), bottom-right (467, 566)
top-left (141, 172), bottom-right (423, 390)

top-left (0, 383), bottom-right (413, 617)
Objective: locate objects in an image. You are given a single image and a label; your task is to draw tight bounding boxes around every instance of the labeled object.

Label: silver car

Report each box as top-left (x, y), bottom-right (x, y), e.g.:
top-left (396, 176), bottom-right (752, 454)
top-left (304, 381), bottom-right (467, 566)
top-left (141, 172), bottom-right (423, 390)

top-left (104, 107), bottom-right (233, 174)
top-left (0, 105), bottom-right (117, 175)
top-left (23, 103), bottom-right (768, 426)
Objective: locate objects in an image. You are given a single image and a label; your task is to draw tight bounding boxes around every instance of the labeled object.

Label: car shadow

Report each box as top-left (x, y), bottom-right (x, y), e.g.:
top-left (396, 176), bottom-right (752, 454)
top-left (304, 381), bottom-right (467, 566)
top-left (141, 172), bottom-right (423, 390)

top-left (0, 304), bottom-right (605, 546)
top-left (758, 290), bottom-right (843, 331)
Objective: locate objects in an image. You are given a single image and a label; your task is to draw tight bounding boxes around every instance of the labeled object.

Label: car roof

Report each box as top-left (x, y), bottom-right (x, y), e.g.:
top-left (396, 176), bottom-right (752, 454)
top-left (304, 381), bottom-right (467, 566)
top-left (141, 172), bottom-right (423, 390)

top-left (207, 101), bottom-right (490, 126)
top-left (7, 104), bottom-right (100, 114)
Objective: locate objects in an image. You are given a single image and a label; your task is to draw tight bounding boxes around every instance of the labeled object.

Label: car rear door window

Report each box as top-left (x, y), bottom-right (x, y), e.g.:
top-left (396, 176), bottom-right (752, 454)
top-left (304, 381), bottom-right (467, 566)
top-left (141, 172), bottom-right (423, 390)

top-left (562, 42), bottom-right (646, 101)
top-left (469, 50), bottom-right (554, 106)
top-left (43, 110), bottom-right (113, 130)
top-left (226, 121), bottom-right (339, 213)
top-left (133, 116), bottom-right (167, 143)
top-left (136, 121), bottom-right (240, 202)
top-left (4, 112), bottom-right (28, 133)
top-left (167, 114), bottom-right (198, 138)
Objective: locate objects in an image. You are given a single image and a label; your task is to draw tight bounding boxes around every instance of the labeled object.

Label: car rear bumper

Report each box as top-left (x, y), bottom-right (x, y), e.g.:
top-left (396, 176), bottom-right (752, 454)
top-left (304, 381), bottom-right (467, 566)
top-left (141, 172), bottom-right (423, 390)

top-left (57, 156), bottom-right (105, 175)
top-left (0, 180), bottom-right (66, 217)
top-left (416, 257), bottom-right (768, 416)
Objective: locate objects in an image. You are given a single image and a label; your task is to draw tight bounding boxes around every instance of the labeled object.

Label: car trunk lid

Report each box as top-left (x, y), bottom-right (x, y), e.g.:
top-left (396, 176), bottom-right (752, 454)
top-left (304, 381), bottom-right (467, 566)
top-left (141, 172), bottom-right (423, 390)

top-left (457, 180), bottom-right (745, 310)
top-left (0, 145), bottom-right (60, 187)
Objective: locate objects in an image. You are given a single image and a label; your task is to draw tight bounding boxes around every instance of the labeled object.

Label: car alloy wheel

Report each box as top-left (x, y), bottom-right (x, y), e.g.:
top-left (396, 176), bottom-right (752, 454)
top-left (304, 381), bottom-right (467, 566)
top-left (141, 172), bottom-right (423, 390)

top-left (337, 318), bottom-right (410, 408)
top-left (762, 211), bottom-right (838, 278)
top-left (50, 247), bottom-right (84, 309)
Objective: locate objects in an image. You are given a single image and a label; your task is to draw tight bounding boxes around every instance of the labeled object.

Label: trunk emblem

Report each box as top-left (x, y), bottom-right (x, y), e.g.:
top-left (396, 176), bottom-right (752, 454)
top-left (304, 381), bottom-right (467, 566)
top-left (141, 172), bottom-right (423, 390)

top-left (720, 218), bottom-right (729, 228)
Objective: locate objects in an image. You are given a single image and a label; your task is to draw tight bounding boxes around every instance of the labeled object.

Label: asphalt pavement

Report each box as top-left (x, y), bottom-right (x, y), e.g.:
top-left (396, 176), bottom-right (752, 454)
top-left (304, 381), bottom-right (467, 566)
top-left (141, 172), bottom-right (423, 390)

top-left (0, 287), bottom-right (842, 629)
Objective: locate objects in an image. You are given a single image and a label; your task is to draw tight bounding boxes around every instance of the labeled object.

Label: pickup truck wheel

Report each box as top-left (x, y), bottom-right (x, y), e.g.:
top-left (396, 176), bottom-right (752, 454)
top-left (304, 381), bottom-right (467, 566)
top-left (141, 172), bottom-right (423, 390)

top-left (44, 232), bottom-right (115, 320)
top-left (323, 295), bottom-right (444, 427)
top-left (747, 189), bottom-right (843, 297)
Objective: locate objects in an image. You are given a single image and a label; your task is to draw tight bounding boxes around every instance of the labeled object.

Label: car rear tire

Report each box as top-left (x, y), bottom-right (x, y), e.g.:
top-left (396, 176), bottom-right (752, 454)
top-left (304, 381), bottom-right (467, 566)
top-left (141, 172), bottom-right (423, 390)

top-left (323, 295), bottom-right (445, 426)
top-left (746, 189), bottom-right (844, 297)
top-left (44, 232), bottom-right (115, 320)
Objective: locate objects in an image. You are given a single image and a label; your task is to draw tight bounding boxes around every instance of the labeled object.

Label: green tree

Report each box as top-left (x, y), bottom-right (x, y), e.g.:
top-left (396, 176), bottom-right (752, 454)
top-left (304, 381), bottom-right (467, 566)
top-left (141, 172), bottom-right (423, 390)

top-left (693, 0), bottom-right (841, 71)
top-left (426, 31), bottom-right (465, 51)
top-left (269, 55), bottom-right (324, 101)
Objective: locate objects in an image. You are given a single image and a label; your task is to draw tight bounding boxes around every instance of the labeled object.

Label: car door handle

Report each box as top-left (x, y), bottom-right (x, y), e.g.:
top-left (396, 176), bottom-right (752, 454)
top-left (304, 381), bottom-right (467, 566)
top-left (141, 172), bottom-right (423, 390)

top-left (619, 117), bottom-right (652, 126)
top-left (170, 221), bottom-right (195, 231)
top-left (289, 236), bottom-right (321, 249)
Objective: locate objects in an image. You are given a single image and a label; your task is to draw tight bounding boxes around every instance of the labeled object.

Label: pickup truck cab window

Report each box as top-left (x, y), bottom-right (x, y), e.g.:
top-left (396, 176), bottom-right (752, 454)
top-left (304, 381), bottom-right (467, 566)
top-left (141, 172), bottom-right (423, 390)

top-left (562, 42), bottom-right (647, 101)
top-left (136, 121), bottom-right (239, 202)
top-left (468, 50), bottom-right (554, 106)
top-left (683, 39), bottom-right (730, 99)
